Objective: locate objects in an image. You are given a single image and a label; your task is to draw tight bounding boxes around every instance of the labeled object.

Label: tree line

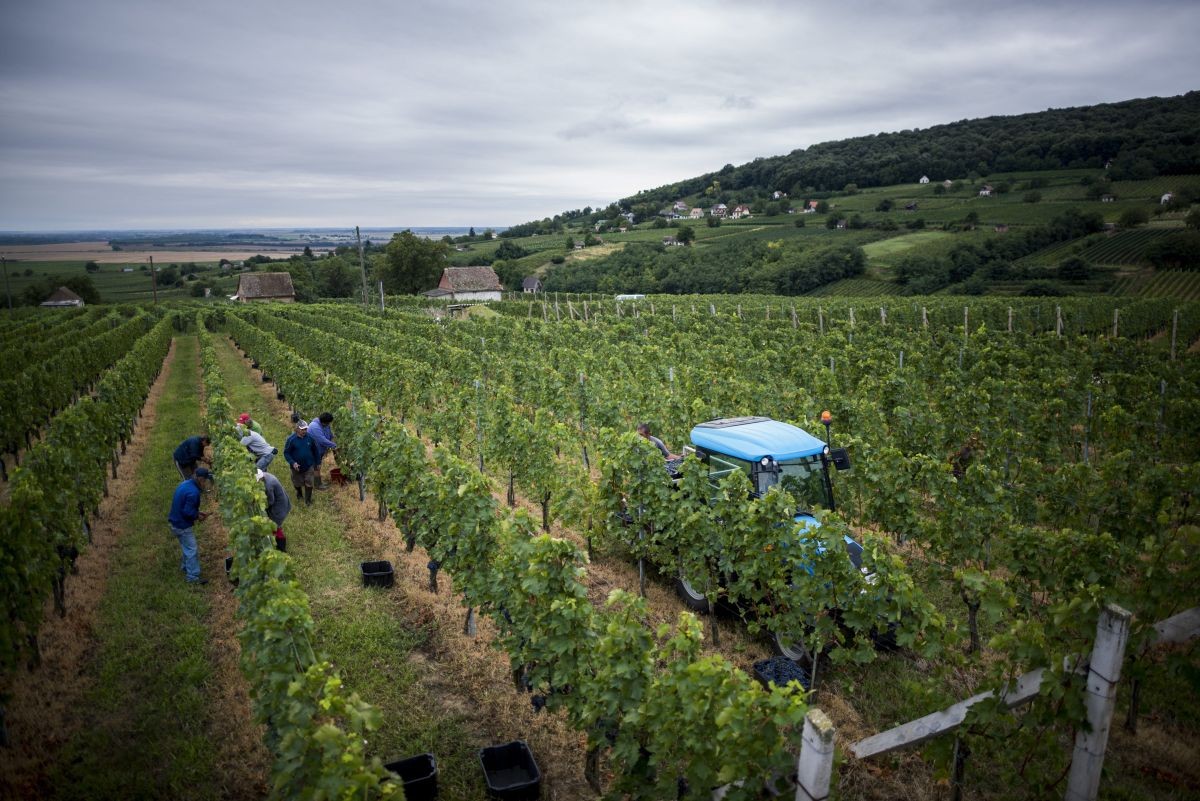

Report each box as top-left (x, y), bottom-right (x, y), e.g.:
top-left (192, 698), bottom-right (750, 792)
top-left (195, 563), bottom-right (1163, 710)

top-left (508, 92), bottom-right (1200, 233)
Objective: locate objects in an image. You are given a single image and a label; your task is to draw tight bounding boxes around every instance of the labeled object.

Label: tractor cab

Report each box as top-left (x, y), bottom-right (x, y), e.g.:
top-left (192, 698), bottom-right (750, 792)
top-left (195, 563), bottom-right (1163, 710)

top-left (687, 416), bottom-right (851, 513)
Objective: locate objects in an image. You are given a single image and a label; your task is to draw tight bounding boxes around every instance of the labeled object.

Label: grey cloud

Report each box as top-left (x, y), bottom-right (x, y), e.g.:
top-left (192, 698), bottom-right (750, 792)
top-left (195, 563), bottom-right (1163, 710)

top-left (2, 0), bottom-right (1199, 229)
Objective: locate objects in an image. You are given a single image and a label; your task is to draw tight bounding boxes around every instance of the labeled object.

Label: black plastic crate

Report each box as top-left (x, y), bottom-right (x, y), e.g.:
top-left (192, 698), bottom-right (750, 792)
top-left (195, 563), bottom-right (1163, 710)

top-left (752, 656), bottom-right (811, 691)
top-left (224, 555), bottom-right (237, 586)
top-left (384, 752), bottom-right (437, 800)
top-left (360, 560), bottom-right (395, 588)
top-left (479, 740), bottom-right (540, 800)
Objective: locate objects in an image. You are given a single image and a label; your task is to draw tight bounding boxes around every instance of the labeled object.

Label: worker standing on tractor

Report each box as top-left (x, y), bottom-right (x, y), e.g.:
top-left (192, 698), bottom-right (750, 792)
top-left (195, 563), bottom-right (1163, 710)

top-left (637, 422), bottom-right (683, 476)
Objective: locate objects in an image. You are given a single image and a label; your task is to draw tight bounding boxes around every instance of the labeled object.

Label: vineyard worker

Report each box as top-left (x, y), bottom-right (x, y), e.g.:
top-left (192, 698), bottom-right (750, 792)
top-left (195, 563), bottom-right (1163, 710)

top-left (284, 419), bottom-right (320, 506)
top-left (257, 468), bottom-right (292, 552)
top-left (236, 412), bottom-right (263, 435)
top-left (173, 434), bottom-right (211, 479)
top-left (168, 466), bottom-right (211, 585)
top-left (637, 422), bottom-right (683, 478)
top-left (238, 423), bottom-right (278, 470)
top-left (308, 412), bottom-right (337, 489)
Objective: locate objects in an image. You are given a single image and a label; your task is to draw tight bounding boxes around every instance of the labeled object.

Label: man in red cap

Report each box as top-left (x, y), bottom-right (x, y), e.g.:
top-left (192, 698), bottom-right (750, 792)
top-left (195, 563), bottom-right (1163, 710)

top-left (237, 413), bottom-right (263, 435)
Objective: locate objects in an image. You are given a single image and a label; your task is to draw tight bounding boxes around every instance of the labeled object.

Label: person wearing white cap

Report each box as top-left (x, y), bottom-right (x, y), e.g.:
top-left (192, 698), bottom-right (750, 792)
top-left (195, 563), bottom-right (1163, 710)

top-left (283, 419), bottom-right (320, 505)
top-left (257, 468), bottom-right (292, 551)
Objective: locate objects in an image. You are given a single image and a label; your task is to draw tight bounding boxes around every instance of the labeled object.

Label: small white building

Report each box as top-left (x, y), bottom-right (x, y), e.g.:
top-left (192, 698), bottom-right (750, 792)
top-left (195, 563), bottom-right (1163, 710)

top-left (1161, 192), bottom-right (1174, 205)
top-left (919, 175), bottom-right (930, 184)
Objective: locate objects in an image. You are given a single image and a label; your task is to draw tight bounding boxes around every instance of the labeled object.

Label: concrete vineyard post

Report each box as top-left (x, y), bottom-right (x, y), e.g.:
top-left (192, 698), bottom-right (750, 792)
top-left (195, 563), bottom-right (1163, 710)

top-left (1065, 604), bottom-right (1132, 801)
top-left (795, 709), bottom-right (835, 801)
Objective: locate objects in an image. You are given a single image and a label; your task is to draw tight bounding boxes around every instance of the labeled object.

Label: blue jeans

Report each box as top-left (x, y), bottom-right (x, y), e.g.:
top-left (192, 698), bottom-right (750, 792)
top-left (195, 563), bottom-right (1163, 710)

top-left (256, 451), bottom-right (276, 470)
top-left (172, 525), bottom-right (201, 582)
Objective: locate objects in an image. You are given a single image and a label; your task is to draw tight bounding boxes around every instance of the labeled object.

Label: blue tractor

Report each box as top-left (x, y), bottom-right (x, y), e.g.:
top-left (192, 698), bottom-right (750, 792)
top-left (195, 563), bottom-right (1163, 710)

top-left (674, 416), bottom-right (867, 660)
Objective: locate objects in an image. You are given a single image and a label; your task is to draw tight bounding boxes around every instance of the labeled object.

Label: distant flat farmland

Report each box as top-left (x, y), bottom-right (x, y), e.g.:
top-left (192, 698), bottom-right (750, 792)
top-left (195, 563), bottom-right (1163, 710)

top-left (0, 241), bottom-right (306, 263)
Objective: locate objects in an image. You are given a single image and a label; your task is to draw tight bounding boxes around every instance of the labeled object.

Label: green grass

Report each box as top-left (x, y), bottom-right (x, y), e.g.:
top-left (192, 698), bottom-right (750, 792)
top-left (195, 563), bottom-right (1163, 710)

top-left (49, 335), bottom-right (226, 800)
top-left (2, 259), bottom-right (238, 304)
top-left (862, 231), bottom-right (955, 265)
top-left (209, 337), bottom-right (487, 799)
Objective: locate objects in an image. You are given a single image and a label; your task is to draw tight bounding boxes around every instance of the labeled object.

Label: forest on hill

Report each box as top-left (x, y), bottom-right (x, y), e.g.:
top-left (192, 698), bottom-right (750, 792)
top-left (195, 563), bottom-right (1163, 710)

top-left (503, 92), bottom-right (1200, 237)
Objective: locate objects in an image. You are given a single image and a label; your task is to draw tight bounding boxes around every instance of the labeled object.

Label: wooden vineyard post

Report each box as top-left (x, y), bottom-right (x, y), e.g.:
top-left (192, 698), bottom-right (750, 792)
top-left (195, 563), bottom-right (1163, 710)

top-left (848, 307), bottom-right (855, 328)
top-left (795, 709), bottom-right (835, 801)
top-left (1057, 306), bottom-right (1063, 338)
top-left (922, 306), bottom-right (928, 329)
top-left (1008, 306), bottom-right (1013, 334)
top-left (792, 304), bottom-right (798, 329)
top-left (818, 307), bottom-right (824, 334)
top-left (1112, 308), bottom-right (1119, 338)
top-left (1065, 604), bottom-right (1132, 801)
top-left (1171, 308), bottom-right (1178, 361)
top-left (880, 306), bottom-right (887, 325)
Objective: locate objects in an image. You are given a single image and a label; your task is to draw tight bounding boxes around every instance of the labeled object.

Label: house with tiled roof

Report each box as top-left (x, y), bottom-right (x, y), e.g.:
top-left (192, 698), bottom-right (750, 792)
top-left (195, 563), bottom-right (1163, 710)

top-left (431, 266), bottom-right (503, 301)
top-left (730, 204), bottom-right (752, 219)
top-left (710, 204), bottom-right (728, 218)
top-left (234, 272), bottom-right (295, 302)
top-left (689, 207), bottom-right (704, 219)
top-left (522, 276), bottom-right (543, 294)
top-left (40, 286), bottom-right (85, 308)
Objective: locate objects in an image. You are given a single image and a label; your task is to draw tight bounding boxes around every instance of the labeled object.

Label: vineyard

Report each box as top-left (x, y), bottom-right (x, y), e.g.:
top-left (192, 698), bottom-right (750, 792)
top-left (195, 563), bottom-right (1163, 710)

top-left (1109, 269), bottom-right (1200, 302)
top-left (2, 295), bottom-right (1198, 800)
top-left (1077, 229), bottom-right (1175, 265)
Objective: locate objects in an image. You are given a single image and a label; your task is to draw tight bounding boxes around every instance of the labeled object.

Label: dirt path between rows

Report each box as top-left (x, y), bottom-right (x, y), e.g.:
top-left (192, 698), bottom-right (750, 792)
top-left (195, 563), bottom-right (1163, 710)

top-left (0, 342), bottom-right (179, 797)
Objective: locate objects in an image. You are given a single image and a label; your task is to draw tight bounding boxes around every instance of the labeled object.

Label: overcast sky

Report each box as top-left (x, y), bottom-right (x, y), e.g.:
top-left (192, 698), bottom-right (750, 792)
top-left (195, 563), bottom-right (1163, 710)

top-left (1, 0), bottom-right (1197, 231)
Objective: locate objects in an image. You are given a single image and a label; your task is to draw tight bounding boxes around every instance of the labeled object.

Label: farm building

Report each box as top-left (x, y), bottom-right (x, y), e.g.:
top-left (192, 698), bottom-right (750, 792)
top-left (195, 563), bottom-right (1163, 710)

top-left (919, 175), bottom-right (930, 184)
top-left (522, 276), bottom-right (543, 294)
top-left (234, 272), bottom-right (296, 303)
top-left (40, 286), bottom-right (85, 308)
top-left (431, 266), bottom-right (503, 302)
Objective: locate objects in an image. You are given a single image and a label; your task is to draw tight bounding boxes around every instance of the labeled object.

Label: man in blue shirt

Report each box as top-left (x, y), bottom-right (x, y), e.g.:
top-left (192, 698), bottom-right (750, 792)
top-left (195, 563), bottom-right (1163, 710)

top-left (173, 435), bottom-right (211, 479)
top-left (168, 466), bottom-right (211, 584)
top-left (308, 412), bottom-right (337, 489)
top-left (284, 420), bottom-right (320, 506)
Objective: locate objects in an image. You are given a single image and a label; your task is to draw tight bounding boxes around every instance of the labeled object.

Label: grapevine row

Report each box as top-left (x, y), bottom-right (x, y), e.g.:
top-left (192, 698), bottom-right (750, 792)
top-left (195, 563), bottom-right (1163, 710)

top-left (223, 312), bottom-right (817, 798)
top-left (195, 315), bottom-right (401, 801)
top-left (0, 312), bottom-right (175, 680)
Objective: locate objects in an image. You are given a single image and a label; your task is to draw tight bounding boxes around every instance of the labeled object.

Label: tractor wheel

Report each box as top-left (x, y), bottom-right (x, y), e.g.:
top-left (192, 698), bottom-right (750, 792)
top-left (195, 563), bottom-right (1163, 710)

top-left (772, 630), bottom-right (815, 665)
top-left (674, 573), bottom-right (711, 613)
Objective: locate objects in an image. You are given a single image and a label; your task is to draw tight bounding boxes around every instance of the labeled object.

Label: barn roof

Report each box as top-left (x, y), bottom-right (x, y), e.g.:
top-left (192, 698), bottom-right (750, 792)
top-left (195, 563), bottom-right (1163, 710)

top-left (440, 266), bottom-right (502, 292)
top-left (43, 286), bottom-right (84, 304)
top-left (237, 272), bottom-right (295, 299)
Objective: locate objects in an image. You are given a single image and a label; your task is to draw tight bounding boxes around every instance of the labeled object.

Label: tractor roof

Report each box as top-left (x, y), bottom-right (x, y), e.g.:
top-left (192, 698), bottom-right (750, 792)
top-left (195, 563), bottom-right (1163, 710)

top-left (690, 417), bottom-right (826, 462)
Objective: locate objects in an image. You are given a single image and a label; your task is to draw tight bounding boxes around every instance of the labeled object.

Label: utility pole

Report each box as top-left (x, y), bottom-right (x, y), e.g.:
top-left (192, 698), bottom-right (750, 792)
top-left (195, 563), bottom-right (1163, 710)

top-left (2, 257), bottom-right (12, 312)
top-left (149, 255), bottom-right (158, 305)
top-left (356, 226), bottom-right (368, 306)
